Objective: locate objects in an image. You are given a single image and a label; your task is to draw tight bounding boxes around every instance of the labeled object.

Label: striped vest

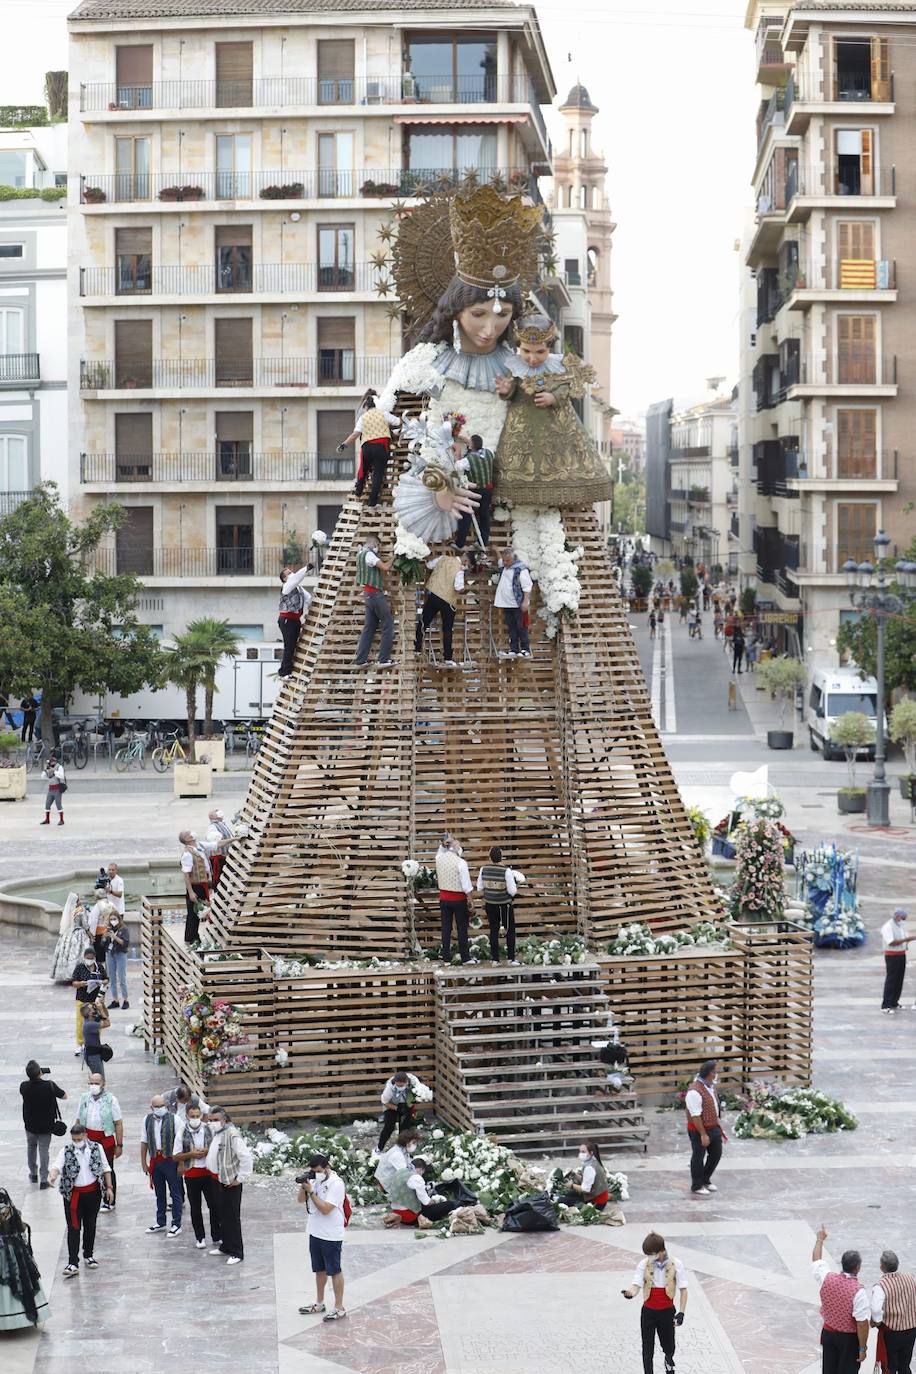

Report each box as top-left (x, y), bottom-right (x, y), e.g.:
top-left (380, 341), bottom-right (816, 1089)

top-left (465, 447), bottom-right (494, 488)
top-left (357, 548), bottom-right (383, 590)
top-left (436, 848), bottom-right (465, 894)
top-left (686, 1080), bottom-right (719, 1131)
top-left (480, 863), bottom-right (511, 902)
top-left (426, 556), bottom-right (461, 609)
top-left (820, 1272), bottom-right (861, 1333)
top-left (880, 1272), bottom-right (916, 1331)
top-left (360, 408), bottom-right (391, 443)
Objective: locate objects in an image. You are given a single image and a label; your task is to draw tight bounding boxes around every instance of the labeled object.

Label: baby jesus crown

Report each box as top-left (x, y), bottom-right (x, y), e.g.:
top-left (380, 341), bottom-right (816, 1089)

top-left (515, 315), bottom-right (557, 347)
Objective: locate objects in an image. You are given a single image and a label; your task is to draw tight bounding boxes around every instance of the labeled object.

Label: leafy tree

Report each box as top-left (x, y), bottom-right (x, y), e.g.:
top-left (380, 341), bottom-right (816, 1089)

top-left (186, 618), bottom-right (241, 737)
top-left (829, 711), bottom-right (875, 790)
top-left (630, 563), bottom-right (653, 599)
top-left (0, 485), bottom-right (164, 746)
top-left (44, 71), bottom-right (68, 122)
top-left (679, 568), bottom-right (698, 600)
top-left (740, 587), bottom-right (757, 616)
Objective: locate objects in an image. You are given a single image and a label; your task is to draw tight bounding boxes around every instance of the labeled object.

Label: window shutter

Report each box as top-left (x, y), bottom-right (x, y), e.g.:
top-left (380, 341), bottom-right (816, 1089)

top-left (317, 410), bottom-right (349, 455)
top-left (871, 37), bottom-right (890, 101)
top-left (316, 503), bottom-right (343, 537)
top-left (214, 318), bottom-right (253, 385)
top-left (116, 45), bottom-right (153, 86)
top-left (837, 315), bottom-right (875, 384)
top-left (215, 224), bottom-right (253, 248)
top-left (837, 502), bottom-right (876, 564)
top-left (215, 410), bottom-right (253, 442)
top-left (115, 412), bottom-right (153, 455)
top-left (114, 319), bottom-right (153, 386)
top-left (116, 507), bottom-right (154, 574)
top-left (115, 226), bottom-right (152, 256)
top-left (215, 42), bottom-right (253, 107)
top-left (317, 317), bottom-right (355, 349)
top-left (837, 222), bottom-right (876, 288)
top-left (860, 129), bottom-right (873, 193)
top-left (837, 409), bottom-right (876, 478)
top-left (317, 39), bottom-right (355, 80)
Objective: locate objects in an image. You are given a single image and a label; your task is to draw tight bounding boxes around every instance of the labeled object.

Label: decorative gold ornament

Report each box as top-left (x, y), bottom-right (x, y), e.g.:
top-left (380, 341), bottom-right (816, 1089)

top-left (449, 185), bottom-right (543, 313)
top-left (514, 315), bottom-right (558, 348)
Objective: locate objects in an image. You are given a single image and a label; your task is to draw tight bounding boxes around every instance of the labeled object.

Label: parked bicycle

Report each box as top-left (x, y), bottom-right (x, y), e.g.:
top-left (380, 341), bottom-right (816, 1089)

top-left (58, 723), bottom-right (90, 770)
top-left (151, 729), bottom-right (188, 773)
top-left (244, 725), bottom-right (264, 763)
top-left (114, 732), bottom-right (147, 772)
top-left (24, 738), bottom-right (47, 773)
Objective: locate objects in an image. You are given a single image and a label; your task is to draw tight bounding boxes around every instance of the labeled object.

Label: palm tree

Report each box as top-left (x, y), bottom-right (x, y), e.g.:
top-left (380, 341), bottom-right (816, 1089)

top-left (186, 618), bottom-right (241, 738)
top-left (165, 633), bottom-right (208, 749)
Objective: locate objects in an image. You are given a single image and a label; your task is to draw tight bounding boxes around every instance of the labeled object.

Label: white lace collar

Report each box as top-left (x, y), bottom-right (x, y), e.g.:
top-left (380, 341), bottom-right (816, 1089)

top-left (503, 353), bottom-right (566, 379)
top-left (430, 343), bottom-right (517, 391)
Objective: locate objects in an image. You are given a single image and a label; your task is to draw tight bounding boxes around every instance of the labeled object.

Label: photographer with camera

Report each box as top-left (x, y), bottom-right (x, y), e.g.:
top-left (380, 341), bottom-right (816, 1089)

top-left (297, 1154), bottom-right (347, 1323)
top-left (71, 946), bottom-right (107, 1053)
top-left (81, 1000), bottom-right (111, 1080)
top-left (20, 1061), bottom-right (67, 1189)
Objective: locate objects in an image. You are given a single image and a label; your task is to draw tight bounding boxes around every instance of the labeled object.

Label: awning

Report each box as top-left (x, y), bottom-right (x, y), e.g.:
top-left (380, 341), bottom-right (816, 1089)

top-left (394, 114), bottom-right (528, 126)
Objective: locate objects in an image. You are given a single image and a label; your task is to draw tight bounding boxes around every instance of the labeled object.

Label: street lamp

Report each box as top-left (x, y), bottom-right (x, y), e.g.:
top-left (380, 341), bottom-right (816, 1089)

top-left (843, 533), bottom-right (916, 827)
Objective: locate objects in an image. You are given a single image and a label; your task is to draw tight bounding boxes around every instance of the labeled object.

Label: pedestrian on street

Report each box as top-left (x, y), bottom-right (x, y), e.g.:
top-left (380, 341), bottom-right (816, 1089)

top-left (77, 1074), bottom-right (123, 1208)
top-left (685, 1059), bottom-right (725, 1197)
top-left (352, 535), bottom-right (395, 668)
top-left (881, 908), bottom-right (913, 1014)
top-left (104, 863), bottom-right (125, 919)
top-left (621, 1231), bottom-right (688, 1374)
top-left (86, 893), bottom-right (114, 966)
top-left (649, 611), bottom-right (657, 640)
top-left (205, 1106), bottom-right (252, 1265)
top-left (20, 1061), bottom-right (67, 1189)
top-left (71, 947), bottom-right (107, 1052)
top-left (48, 1121), bottom-right (113, 1279)
top-left (870, 1249), bottom-right (916, 1374)
top-left (104, 911), bottom-right (130, 1009)
top-left (179, 829), bottom-right (212, 944)
top-left (298, 1152), bottom-right (348, 1322)
top-left (140, 1095), bottom-right (183, 1236)
top-left (39, 756), bottom-right (66, 826)
top-left (175, 1102), bottom-right (220, 1250)
top-left (812, 1225), bottom-right (870, 1372)
top-left (20, 692), bottom-right (37, 743)
top-left (745, 636), bottom-right (758, 672)
top-left (731, 625), bottom-right (746, 674)
top-left (81, 1001), bottom-right (110, 1080)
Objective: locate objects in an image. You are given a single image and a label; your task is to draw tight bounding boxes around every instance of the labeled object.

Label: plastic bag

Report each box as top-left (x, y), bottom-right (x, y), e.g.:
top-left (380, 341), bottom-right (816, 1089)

top-left (500, 1191), bottom-right (559, 1233)
top-left (435, 1178), bottom-right (479, 1207)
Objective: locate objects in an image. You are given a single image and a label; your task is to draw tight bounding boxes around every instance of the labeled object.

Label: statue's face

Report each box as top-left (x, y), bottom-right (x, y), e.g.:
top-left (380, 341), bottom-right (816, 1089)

top-left (456, 302), bottom-right (513, 354)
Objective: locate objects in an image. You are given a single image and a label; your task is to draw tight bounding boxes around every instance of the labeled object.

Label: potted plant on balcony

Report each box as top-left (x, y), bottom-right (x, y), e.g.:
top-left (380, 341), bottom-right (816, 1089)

top-left (178, 185), bottom-right (205, 201)
top-left (158, 186), bottom-right (181, 201)
top-left (889, 696), bottom-right (916, 800)
top-left (830, 711), bottom-right (875, 814)
top-left (756, 656), bottom-right (806, 749)
top-left (0, 730), bottom-right (27, 803)
top-left (83, 185), bottom-right (107, 204)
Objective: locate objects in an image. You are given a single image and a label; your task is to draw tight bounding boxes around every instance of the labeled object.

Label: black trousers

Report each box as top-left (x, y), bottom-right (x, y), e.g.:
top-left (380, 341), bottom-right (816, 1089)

top-left (440, 897), bottom-right (470, 962)
top-left (377, 1102), bottom-right (416, 1151)
top-left (21, 714), bottom-right (35, 742)
top-left (214, 1181), bottom-right (243, 1259)
top-left (455, 489), bottom-right (492, 549)
top-left (820, 1327), bottom-right (860, 1374)
top-left (640, 1305), bottom-right (676, 1374)
top-left (885, 1325), bottom-right (916, 1374)
top-left (354, 442), bottom-right (388, 506)
top-left (93, 934), bottom-right (107, 965)
top-left (278, 616), bottom-right (302, 677)
top-left (689, 1126), bottom-right (723, 1190)
top-left (415, 593), bottom-right (456, 661)
top-left (184, 883), bottom-right (209, 944)
top-left (557, 1190), bottom-right (606, 1211)
top-left (185, 1173), bottom-right (221, 1243)
top-left (502, 605), bottom-right (529, 654)
top-left (883, 954), bottom-right (906, 1009)
top-left (486, 900), bottom-right (516, 960)
top-left (65, 1187), bottom-right (101, 1265)
top-left (732, 646), bottom-right (744, 673)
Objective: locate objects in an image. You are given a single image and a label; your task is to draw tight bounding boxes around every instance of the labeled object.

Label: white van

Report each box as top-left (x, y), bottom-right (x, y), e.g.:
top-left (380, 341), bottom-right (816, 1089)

top-left (807, 667), bottom-right (878, 760)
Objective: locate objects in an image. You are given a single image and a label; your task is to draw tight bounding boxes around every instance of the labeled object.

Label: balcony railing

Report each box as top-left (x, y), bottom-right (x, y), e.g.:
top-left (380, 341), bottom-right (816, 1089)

top-left (730, 511), bottom-right (740, 538)
top-left (756, 88), bottom-right (785, 153)
top-left (89, 545), bottom-right (287, 577)
top-left (788, 72), bottom-right (895, 106)
top-left (79, 262), bottom-right (380, 297)
top-left (786, 166), bottom-right (896, 204)
top-left (80, 451), bottom-right (354, 483)
top-left (80, 356), bottom-right (400, 391)
top-left (79, 166), bottom-right (537, 206)
top-left (795, 357), bottom-right (897, 388)
top-left (0, 353), bottom-right (40, 384)
top-left (0, 489), bottom-right (34, 516)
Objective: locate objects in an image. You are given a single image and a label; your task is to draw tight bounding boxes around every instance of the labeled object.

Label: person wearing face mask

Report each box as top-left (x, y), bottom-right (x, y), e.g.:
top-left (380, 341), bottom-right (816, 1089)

top-left (298, 1152), bottom-right (347, 1321)
top-left (178, 829), bottom-right (212, 944)
top-left (48, 1122), bottom-right (113, 1279)
top-left (556, 1140), bottom-right (611, 1211)
top-left (373, 1128), bottom-right (419, 1194)
top-left (104, 909), bottom-right (130, 1009)
top-left (165, 1083), bottom-right (210, 1132)
top-left (435, 833), bottom-right (474, 964)
top-left (175, 1107), bottom-right (219, 1250)
top-left (383, 1157), bottom-right (459, 1229)
top-left (80, 1000), bottom-right (110, 1080)
top-left (685, 1059), bottom-right (725, 1197)
top-left (622, 1231), bottom-right (688, 1374)
top-left (205, 1106), bottom-right (253, 1265)
top-left (77, 1074), bottom-right (123, 1210)
top-left (71, 946), bottom-right (107, 1052)
top-left (139, 1096), bottom-right (183, 1237)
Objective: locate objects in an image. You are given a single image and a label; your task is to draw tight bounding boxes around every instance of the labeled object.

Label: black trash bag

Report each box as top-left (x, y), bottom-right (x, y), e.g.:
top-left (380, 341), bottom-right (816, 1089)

top-left (500, 1191), bottom-right (559, 1233)
top-left (433, 1177), bottom-right (479, 1207)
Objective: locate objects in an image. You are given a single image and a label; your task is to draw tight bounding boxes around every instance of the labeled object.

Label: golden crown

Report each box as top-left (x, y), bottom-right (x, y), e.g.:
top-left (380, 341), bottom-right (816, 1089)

top-left (449, 185), bottom-right (543, 303)
top-left (514, 315), bottom-right (557, 347)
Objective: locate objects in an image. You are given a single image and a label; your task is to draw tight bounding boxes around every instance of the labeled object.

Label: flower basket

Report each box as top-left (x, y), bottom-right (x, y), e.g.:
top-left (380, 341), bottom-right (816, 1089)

top-left (158, 186), bottom-right (181, 201)
top-left (259, 182), bottom-right (304, 200)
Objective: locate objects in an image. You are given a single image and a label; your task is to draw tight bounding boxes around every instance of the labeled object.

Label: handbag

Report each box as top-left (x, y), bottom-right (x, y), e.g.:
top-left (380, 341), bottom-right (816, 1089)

top-left (51, 1099), bottom-right (67, 1137)
top-left (100, 1043), bottom-right (114, 1062)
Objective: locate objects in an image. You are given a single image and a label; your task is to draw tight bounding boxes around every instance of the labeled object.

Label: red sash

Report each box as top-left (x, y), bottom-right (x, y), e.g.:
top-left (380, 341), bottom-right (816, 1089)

top-left (183, 1166), bottom-right (211, 1179)
top-left (210, 854), bottom-right (224, 886)
top-left (85, 1128), bottom-right (116, 1161)
top-left (591, 1189), bottom-right (609, 1207)
top-left (645, 1286), bottom-right (675, 1312)
top-left (393, 1207), bottom-right (419, 1224)
top-left (69, 1182), bottom-right (98, 1229)
top-left (439, 890), bottom-right (466, 902)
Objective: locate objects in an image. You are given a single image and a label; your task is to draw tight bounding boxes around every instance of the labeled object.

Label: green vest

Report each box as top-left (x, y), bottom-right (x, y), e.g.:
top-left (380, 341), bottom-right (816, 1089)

top-left (388, 1165), bottom-right (421, 1212)
top-left (480, 862), bottom-right (511, 902)
top-left (465, 447), bottom-right (494, 488)
top-left (585, 1158), bottom-right (608, 1201)
top-left (357, 548), bottom-right (383, 590)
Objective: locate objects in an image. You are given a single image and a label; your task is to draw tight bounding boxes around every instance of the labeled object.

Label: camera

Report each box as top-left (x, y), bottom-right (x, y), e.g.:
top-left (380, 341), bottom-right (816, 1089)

top-left (40, 1066), bottom-right (51, 1076)
top-left (295, 1170), bottom-right (316, 1184)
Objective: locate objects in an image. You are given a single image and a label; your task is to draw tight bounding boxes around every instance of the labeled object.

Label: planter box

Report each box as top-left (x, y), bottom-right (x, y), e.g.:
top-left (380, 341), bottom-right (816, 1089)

top-left (174, 763), bottom-right (212, 798)
top-left (0, 765), bottom-right (27, 801)
top-left (837, 790), bottom-right (866, 815)
top-left (194, 738), bottom-right (225, 773)
top-left (767, 729), bottom-right (794, 750)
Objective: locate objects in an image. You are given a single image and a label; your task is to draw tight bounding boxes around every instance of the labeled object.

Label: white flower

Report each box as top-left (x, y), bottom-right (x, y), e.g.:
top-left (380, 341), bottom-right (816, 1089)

top-left (412, 1082), bottom-right (434, 1103)
top-left (401, 859), bottom-right (421, 879)
top-left (493, 505), bottom-right (511, 522)
top-left (393, 524), bottom-right (431, 560)
top-left (310, 529), bottom-right (328, 547)
top-left (274, 1048), bottom-right (289, 1067)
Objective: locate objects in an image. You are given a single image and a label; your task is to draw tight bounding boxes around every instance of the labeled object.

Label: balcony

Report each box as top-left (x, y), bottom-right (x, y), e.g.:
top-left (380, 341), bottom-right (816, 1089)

top-left (79, 262), bottom-right (381, 300)
top-left (786, 357), bottom-right (898, 401)
top-left (670, 445), bottom-right (711, 459)
top-left (755, 21), bottom-right (791, 84)
top-left (787, 449), bottom-right (899, 493)
top-left (0, 353), bottom-right (40, 385)
top-left (0, 489), bottom-right (34, 516)
top-left (80, 451), bottom-right (354, 485)
top-left (755, 441), bottom-right (802, 498)
top-left (784, 71), bottom-right (895, 136)
top-left (687, 486), bottom-right (710, 507)
top-left (89, 545), bottom-right (286, 579)
top-left (79, 355), bottom-right (400, 394)
top-left (785, 166), bottom-right (896, 223)
top-left (728, 444), bottom-right (739, 468)
top-left (782, 258), bottom-right (897, 310)
top-left (729, 511), bottom-right (740, 540)
top-left (756, 88), bottom-right (785, 156)
top-left (79, 166), bottom-right (539, 208)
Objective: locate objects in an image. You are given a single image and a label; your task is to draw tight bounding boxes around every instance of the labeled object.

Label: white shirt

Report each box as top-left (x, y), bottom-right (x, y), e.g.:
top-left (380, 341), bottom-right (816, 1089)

top-left (205, 1127), bottom-right (253, 1182)
top-left (375, 1143), bottom-right (411, 1190)
top-left (86, 901), bottom-right (108, 937)
top-left (305, 1170), bottom-right (346, 1241)
top-left (381, 1073), bottom-right (421, 1106)
top-left (355, 410), bottom-right (400, 434)
top-left (632, 1255), bottom-right (688, 1291)
top-left (84, 1092), bottom-right (122, 1132)
top-left (426, 556), bottom-right (465, 592)
top-left (106, 874), bottom-right (125, 916)
top-left (685, 1082), bottom-right (719, 1120)
top-left (407, 1173), bottom-right (432, 1207)
top-left (46, 764), bottom-right (65, 785)
top-left (54, 1142), bottom-right (101, 1188)
top-left (140, 1116), bottom-right (171, 1150)
top-left (580, 1163), bottom-right (596, 1193)
top-left (178, 1121), bottom-right (211, 1158)
top-left (180, 847), bottom-right (212, 879)
top-left (476, 865), bottom-right (519, 897)
top-left (813, 1261), bottom-right (871, 1322)
top-left (881, 918), bottom-right (909, 952)
top-left (174, 1096), bottom-right (209, 1132)
top-left (494, 563), bottom-right (533, 609)
top-left (364, 549), bottom-right (381, 569)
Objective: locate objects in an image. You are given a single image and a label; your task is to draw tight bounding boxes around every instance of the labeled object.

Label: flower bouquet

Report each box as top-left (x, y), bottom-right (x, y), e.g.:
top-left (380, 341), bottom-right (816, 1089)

top-left (606, 920), bottom-right (734, 957)
top-left (729, 819), bottom-right (787, 922)
top-left (180, 987), bottom-right (250, 1076)
top-left (392, 523), bottom-right (430, 585)
top-left (796, 844), bottom-right (862, 947)
top-left (734, 1083), bottom-right (857, 1140)
top-left (401, 858), bottom-right (437, 890)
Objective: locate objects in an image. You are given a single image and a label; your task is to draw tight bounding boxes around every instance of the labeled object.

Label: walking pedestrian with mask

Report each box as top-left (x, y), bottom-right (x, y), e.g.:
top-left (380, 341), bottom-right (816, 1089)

top-left (685, 1059), bottom-right (726, 1197)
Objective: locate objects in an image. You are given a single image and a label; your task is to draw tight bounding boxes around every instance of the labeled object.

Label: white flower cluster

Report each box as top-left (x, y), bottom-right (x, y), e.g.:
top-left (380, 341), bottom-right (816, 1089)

top-left (274, 1046), bottom-right (289, 1067)
top-left (607, 920), bottom-right (734, 957)
top-left (310, 529), bottom-right (328, 547)
top-left (376, 342), bottom-right (443, 413)
top-left (411, 1081), bottom-right (434, 1104)
top-left (511, 508), bottom-right (582, 637)
top-left (401, 859), bottom-right (421, 879)
top-left (393, 524), bottom-right (431, 560)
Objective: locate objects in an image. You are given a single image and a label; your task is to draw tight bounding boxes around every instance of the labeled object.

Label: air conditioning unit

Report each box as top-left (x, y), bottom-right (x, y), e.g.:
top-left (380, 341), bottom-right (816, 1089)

top-left (365, 81), bottom-right (384, 104)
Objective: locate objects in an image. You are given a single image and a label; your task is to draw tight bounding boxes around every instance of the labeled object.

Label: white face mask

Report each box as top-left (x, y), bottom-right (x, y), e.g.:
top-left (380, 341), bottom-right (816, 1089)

top-left (152, 1106), bottom-right (167, 1118)
top-left (90, 1084), bottom-right (103, 1097)
top-left (578, 1151), bottom-right (589, 1162)
top-left (188, 1118), bottom-right (201, 1130)
top-left (76, 1141), bottom-right (87, 1151)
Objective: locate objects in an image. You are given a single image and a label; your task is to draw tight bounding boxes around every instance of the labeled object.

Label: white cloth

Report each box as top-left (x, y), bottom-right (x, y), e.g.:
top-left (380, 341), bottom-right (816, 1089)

top-left (305, 1170), bottom-right (346, 1241)
top-left (281, 566), bottom-right (311, 597)
top-left (476, 865), bottom-right (519, 897)
top-left (364, 549), bottom-right (381, 569)
top-left (632, 1255), bottom-right (688, 1290)
top-left (54, 1143), bottom-right (98, 1187)
top-left (355, 410), bottom-right (400, 434)
top-left (881, 918), bottom-right (908, 951)
top-left (494, 564), bottom-right (533, 609)
top-left (426, 556), bottom-right (465, 592)
top-left (812, 1261), bottom-right (871, 1321)
top-left (685, 1083), bottom-right (719, 1119)
top-left (106, 874), bottom-right (125, 916)
top-left (871, 1282), bottom-right (886, 1324)
top-left (85, 1094), bottom-right (122, 1132)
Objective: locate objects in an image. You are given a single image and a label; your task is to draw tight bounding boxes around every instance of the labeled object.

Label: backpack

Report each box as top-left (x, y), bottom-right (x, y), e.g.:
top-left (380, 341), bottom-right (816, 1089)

top-left (343, 1194), bottom-right (352, 1227)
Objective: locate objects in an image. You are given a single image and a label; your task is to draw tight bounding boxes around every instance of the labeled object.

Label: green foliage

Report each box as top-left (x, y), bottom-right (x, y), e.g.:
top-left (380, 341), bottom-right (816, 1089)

top-left (0, 484), bottom-right (164, 742)
top-left (612, 466), bottom-right (646, 535)
top-left (756, 656), bottom-right (806, 727)
top-left (281, 527), bottom-right (305, 567)
top-left (739, 586), bottom-right (757, 615)
top-left (679, 567), bottom-right (698, 600)
top-left (630, 563), bottom-right (653, 598)
top-left (0, 105), bottom-right (47, 129)
top-left (829, 711), bottom-right (875, 789)
top-left (836, 538), bottom-right (916, 691)
top-left (0, 730), bottom-right (22, 765)
top-left (735, 1085), bottom-right (857, 1140)
top-left (889, 696), bottom-right (916, 774)
top-left (185, 618), bottom-right (240, 737)
top-left (0, 185), bottom-right (66, 201)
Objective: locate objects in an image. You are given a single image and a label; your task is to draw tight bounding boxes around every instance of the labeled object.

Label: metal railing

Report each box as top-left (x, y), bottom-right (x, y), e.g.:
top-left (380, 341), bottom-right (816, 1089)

top-left (80, 451), bottom-right (354, 483)
top-left (0, 353), bottom-right (40, 384)
top-left (795, 356), bottom-right (897, 388)
top-left (0, 489), bottom-right (34, 515)
top-left (79, 261), bottom-right (380, 297)
top-left (80, 355), bottom-right (400, 391)
top-left (756, 88), bottom-right (785, 153)
top-left (786, 166), bottom-right (896, 204)
top-left (79, 166), bottom-right (537, 205)
top-left (88, 545), bottom-right (288, 577)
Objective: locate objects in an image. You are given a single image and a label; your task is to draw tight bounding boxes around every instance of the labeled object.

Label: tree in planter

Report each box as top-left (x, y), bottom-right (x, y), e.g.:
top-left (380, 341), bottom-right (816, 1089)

top-left (186, 618), bottom-right (241, 738)
top-left (0, 485), bottom-right (164, 748)
top-left (630, 563), bottom-right (653, 600)
top-left (739, 586), bottom-right (757, 616)
top-left (889, 696), bottom-right (916, 783)
top-left (829, 711), bottom-right (875, 794)
top-left (755, 656), bottom-right (806, 733)
top-left (679, 567), bottom-right (698, 601)
top-left (163, 633), bottom-right (209, 751)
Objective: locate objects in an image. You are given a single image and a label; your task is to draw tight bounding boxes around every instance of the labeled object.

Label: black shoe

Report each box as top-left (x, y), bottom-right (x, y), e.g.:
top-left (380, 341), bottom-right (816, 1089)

top-left (29, 1174), bottom-right (37, 1183)
top-left (40, 1182), bottom-right (50, 1190)
top-left (122, 1000), bottom-right (130, 1009)
top-left (108, 1000), bottom-right (120, 1008)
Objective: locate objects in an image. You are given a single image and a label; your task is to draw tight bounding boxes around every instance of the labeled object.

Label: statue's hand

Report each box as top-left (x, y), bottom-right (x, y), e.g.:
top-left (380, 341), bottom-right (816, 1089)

top-left (434, 487), bottom-right (480, 516)
top-left (494, 374), bottom-right (513, 397)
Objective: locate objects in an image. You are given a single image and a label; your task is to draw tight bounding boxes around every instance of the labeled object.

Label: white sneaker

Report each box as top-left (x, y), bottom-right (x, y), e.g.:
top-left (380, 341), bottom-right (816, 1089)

top-left (442, 660), bottom-right (458, 669)
top-left (691, 1187), bottom-right (711, 1196)
top-left (195, 1239), bottom-right (207, 1249)
top-left (377, 660), bottom-right (394, 668)
top-left (167, 1225), bottom-right (182, 1237)
top-left (704, 1182), bottom-right (718, 1192)
top-left (146, 1224), bottom-right (165, 1233)
top-left (63, 1264), bottom-right (79, 1279)
top-left (518, 649), bottom-right (532, 659)
top-left (209, 1246), bottom-right (224, 1255)
top-left (226, 1255), bottom-right (243, 1265)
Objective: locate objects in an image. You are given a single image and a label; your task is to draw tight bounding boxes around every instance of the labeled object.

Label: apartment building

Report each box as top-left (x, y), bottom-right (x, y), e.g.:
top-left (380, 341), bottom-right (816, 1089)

top-left (611, 420), bottom-right (645, 474)
top-left (67, 0), bottom-right (554, 642)
top-left (653, 393), bottom-right (736, 571)
top-left (742, 0), bottom-right (914, 665)
top-left (0, 120), bottom-right (68, 513)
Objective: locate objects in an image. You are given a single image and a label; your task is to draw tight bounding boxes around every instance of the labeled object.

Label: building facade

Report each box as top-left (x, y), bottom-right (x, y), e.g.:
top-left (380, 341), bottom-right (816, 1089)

top-left (67, 0), bottom-right (554, 642)
top-left (660, 394), bottom-right (737, 571)
top-left (742, 0), bottom-right (915, 666)
top-left (0, 121), bottom-right (68, 513)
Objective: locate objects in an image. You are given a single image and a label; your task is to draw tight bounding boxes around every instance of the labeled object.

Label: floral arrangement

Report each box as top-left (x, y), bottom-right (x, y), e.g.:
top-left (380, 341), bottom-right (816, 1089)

top-left (796, 845), bottom-right (863, 948)
top-left (428, 931), bottom-right (591, 967)
top-left (734, 1083), bottom-right (858, 1140)
top-left (242, 1125), bottom-right (378, 1204)
top-left (423, 1131), bottom-right (542, 1211)
top-left (713, 795), bottom-right (795, 852)
top-left (512, 509), bottom-right (583, 637)
top-left (310, 529), bottom-right (328, 549)
top-left (607, 920), bottom-right (734, 957)
top-left (376, 342), bottom-right (441, 413)
top-left (812, 907), bottom-right (865, 948)
top-left (392, 523), bottom-right (431, 584)
top-left (442, 410), bottom-right (467, 435)
top-left (685, 804), bottom-right (711, 851)
top-left (273, 953), bottom-right (404, 976)
top-left (729, 819), bottom-right (787, 922)
top-left (401, 858), bottom-right (438, 890)
top-left (180, 988), bottom-right (250, 1076)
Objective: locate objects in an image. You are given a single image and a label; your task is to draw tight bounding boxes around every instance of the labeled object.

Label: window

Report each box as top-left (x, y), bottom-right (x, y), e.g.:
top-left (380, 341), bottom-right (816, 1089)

top-left (0, 152), bottom-right (28, 188)
top-left (114, 319), bottom-right (153, 387)
top-left (317, 40), bottom-right (354, 104)
top-left (316, 503), bottom-right (343, 537)
top-left (214, 318), bottom-right (253, 386)
top-left (316, 410), bottom-right (354, 477)
top-left (216, 134), bottom-right (252, 200)
top-left (115, 226), bottom-right (152, 294)
top-left (834, 129), bottom-right (873, 195)
top-left (317, 133), bottom-right (353, 198)
top-left (215, 225), bottom-right (252, 292)
top-left (225, 624), bottom-right (261, 640)
top-left (0, 244), bottom-right (24, 260)
top-left (114, 413), bottom-right (153, 479)
top-left (317, 318), bottom-right (355, 383)
top-left (563, 325), bottom-right (584, 358)
top-left (579, 185), bottom-right (587, 209)
top-left (406, 33), bottom-right (497, 102)
top-left (405, 124), bottom-right (497, 175)
top-left (215, 505), bottom-right (254, 574)
top-left (580, 129), bottom-right (588, 157)
top-left (115, 45), bottom-right (153, 109)
top-left (837, 315), bottom-right (876, 383)
top-left (215, 411), bottom-right (253, 479)
top-left (0, 434), bottom-right (28, 491)
top-left (215, 42), bottom-right (253, 107)
top-left (833, 37), bottom-right (889, 101)
top-left (837, 221), bottom-right (876, 287)
top-left (115, 136), bottom-right (150, 202)
top-left (0, 306), bottom-right (25, 354)
top-left (116, 507), bottom-right (154, 575)
top-left (836, 408), bottom-right (877, 478)
top-left (318, 225), bottom-right (355, 290)
top-left (836, 501), bottom-right (876, 564)
top-left (564, 257), bottom-right (581, 286)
